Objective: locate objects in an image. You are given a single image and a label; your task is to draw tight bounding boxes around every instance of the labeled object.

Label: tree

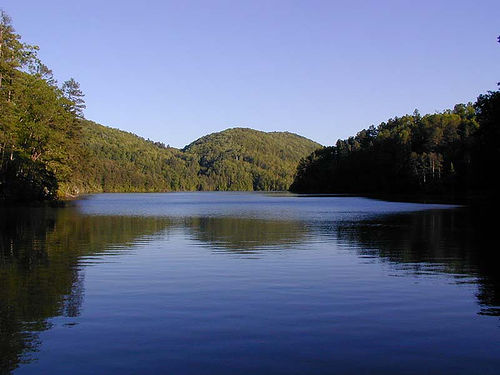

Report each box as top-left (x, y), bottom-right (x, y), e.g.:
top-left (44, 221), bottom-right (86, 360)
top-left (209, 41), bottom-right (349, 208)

top-left (0, 11), bottom-right (83, 201)
top-left (474, 90), bottom-right (500, 189)
top-left (62, 78), bottom-right (86, 117)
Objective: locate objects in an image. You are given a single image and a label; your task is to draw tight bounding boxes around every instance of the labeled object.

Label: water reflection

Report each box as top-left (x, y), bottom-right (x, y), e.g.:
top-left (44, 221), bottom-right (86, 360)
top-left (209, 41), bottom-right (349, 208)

top-left (0, 201), bottom-right (498, 373)
top-left (185, 217), bottom-right (307, 253)
top-left (334, 207), bottom-right (500, 316)
top-left (0, 207), bottom-right (172, 373)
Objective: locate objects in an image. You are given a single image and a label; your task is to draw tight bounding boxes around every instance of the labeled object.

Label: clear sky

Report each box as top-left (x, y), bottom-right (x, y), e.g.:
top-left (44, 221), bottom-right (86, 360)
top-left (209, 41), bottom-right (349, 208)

top-left (1, 0), bottom-right (499, 147)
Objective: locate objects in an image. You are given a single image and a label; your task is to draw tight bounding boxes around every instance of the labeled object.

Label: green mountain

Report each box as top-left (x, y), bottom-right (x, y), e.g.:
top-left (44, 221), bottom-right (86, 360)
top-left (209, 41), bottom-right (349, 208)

top-left (4, 10), bottom-right (498, 201)
top-left (183, 128), bottom-right (321, 191)
top-left (63, 122), bottom-right (321, 196)
top-left (0, 12), bottom-right (319, 201)
top-left (69, 121), bottom-right (198, 194)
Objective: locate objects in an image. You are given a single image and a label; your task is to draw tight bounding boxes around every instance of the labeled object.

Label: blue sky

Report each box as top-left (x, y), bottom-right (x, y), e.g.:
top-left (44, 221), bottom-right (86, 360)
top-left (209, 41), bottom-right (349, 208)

top-left (2, 0), bottom-right (499, 147)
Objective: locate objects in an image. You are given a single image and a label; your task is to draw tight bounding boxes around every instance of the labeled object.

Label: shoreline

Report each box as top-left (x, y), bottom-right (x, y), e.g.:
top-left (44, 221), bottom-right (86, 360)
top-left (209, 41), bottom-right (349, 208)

top-left (1, 189), bottom-right (494, 207)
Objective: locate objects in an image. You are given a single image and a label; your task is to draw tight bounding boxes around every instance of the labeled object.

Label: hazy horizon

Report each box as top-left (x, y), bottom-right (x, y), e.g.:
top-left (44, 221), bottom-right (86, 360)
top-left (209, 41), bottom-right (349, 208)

top-left (2, 0), bottom-right (499, 147)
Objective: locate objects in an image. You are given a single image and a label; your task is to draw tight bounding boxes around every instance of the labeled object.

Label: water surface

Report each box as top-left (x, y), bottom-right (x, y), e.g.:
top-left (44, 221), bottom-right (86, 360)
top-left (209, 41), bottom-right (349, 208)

top-left (1, 193), bottom-right (499, 374)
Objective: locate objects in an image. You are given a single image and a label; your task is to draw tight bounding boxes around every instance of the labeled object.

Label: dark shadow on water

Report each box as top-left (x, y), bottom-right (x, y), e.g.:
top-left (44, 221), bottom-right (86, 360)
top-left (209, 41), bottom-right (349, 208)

top-left (333, 207), bottom-right (500, 316)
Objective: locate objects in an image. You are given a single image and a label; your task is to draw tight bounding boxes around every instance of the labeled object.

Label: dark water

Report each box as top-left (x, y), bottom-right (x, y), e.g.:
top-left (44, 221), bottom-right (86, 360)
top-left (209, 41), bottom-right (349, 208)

top-left (1, 193), bottom-right (499, 374)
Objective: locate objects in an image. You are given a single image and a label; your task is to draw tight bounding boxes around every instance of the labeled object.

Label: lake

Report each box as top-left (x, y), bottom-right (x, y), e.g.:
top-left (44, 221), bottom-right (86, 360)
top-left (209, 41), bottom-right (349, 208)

top-left (1, 192), bottom-right (499, 374)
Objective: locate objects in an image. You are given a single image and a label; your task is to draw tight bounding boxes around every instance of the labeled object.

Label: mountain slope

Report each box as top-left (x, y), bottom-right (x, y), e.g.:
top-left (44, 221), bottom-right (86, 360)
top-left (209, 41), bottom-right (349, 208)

top-left (183, 128), bottom-right (321, 190)
top-left (64, 121), bottom-right (199, 194)
top-left (66, 123), bottom-right (321, 194)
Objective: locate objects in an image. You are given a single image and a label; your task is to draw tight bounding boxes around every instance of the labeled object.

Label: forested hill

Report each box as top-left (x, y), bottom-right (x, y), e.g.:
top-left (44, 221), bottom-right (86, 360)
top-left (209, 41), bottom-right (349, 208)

top-left (183, 128), bottom-right (321, 190)
top-left (69, 120), bottom-right (197, 194)
top-left (290, 91), bottom-right (500, 196)
top-left (2, 11), bottom-right (498, 201)
top-left (64, 122), bottom-right (321, 195)
top-left (0, 11), bottom-right (320, 201)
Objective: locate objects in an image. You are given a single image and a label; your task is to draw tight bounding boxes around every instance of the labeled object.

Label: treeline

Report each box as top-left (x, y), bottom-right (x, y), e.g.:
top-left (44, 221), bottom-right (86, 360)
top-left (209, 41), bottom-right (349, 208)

top-left (183, 128), bottom-right (320, 191)
top-left (5, 9), bottom-right (497, 201)
top-left (290, 91), bottom-right (500, 196)
top-left (72, 120), bottom-right (199, 193)
top-left (0, 11), bottom-right (320, 201)
top-left (73, 124), bottom-right (319, 194)
top-left (0, 11), bottom-right (84, 200)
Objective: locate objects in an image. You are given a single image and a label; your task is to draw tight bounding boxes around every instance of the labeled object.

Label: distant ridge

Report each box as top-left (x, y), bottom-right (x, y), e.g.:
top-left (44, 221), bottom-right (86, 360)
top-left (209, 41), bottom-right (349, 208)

top-left (69, 121), bottom-right (321, 195)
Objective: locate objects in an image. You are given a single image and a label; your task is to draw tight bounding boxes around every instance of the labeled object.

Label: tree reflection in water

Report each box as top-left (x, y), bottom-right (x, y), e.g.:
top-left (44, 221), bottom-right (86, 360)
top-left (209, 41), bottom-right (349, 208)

top-left (0, 204), bottom-right (498, 373)
top-left (0, 207), bottom-right (172, 373)
top-left (333, 207), bottom-right (499, 316)
top-left (185, 216), bottom-right (308, 253)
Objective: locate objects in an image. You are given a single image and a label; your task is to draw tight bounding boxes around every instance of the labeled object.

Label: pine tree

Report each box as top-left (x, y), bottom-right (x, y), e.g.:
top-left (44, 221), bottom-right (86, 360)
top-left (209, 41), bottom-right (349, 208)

top-left (62, 78), bottom-right (86, 117)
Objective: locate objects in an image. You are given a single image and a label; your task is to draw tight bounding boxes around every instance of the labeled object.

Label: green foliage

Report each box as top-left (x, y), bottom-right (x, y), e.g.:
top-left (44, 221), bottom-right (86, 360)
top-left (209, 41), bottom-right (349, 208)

top-left (61, 78), bottom-right (86, 117)
top-left (184, 128), bottom-right (320, 191)
top-left (291, 97), bottom-right (499, 195)
top-left (4, 9), bottom-right (497, 200)
top-left (71, 124), bottom-right (320, 194)
top-left (70, 120), bottom-right (196, 193)
top-left (0, 11), bottom-right (319, 201)
top-left (0, 11), bottom-right (81, 201)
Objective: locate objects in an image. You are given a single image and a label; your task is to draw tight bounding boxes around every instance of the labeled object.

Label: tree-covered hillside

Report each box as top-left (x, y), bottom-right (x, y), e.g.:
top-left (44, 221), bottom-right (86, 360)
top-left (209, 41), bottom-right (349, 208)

top-left (184, 128), bottom-right (320, 191)
top-left (2, 10), bottom-right (497, 201)
top-left (68, 123), bottom-right (320, 195)
top-left (0, 11), bottom-right (320, 200)
top-left (290, 91), bottom-right (500, 196)
top-left (0, 11), bottom-right (83, 201)
top-left (71, 120), bottom-right (199, 194)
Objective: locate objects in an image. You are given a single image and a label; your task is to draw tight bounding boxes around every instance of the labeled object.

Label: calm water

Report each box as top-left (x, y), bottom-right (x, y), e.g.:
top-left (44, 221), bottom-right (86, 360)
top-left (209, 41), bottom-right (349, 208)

top-left (1, 193), bottom-right (499, 374)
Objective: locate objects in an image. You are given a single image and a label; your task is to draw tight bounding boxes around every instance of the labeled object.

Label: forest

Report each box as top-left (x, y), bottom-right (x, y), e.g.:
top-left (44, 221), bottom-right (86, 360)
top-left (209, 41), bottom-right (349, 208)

top-left (290, 91), bottom-right (500, 196)
top-left (1, 10), bottom-right (498, 201)
top-left (0, 11), bottom-right (319, 201)
top-left (0, 11), bottom-right (84, 201)
top-left (73, 124), bottom-right (319, 194)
